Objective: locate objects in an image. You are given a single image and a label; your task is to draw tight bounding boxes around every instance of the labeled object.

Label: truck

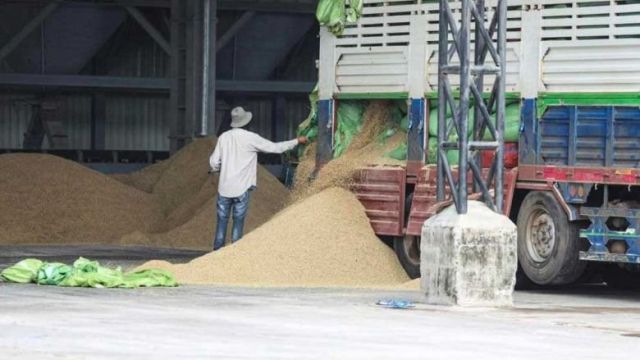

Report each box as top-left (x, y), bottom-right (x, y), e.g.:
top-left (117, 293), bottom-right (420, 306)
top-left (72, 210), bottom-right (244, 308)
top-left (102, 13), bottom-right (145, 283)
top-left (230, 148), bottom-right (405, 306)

top-left (315, 0), bottom-right (640, 287)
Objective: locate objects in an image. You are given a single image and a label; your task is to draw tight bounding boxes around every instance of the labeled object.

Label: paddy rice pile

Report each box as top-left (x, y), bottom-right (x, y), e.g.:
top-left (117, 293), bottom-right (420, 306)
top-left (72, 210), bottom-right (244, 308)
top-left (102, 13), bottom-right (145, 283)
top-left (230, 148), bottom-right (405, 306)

top-left (2, 100), bottom-right (415, 288)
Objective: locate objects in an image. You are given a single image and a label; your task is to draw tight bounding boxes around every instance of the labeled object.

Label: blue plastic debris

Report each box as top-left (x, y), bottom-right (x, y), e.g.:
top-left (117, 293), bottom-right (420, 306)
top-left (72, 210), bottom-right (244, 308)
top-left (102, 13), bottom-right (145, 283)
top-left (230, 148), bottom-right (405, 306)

top-left (376, 299), bottom-right (415, 309)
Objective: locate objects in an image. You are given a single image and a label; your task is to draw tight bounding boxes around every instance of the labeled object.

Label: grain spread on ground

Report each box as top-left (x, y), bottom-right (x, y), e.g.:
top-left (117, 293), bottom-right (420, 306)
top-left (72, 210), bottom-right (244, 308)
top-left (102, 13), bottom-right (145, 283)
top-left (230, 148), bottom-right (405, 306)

top-left (137, 187), bottom-right (409, 287)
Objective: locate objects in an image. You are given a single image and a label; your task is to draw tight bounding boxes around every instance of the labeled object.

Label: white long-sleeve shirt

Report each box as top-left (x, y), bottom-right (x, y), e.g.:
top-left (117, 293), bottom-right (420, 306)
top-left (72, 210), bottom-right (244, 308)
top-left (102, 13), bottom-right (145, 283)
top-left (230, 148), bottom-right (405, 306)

top-left (209, 128), bottom-right (298, 198)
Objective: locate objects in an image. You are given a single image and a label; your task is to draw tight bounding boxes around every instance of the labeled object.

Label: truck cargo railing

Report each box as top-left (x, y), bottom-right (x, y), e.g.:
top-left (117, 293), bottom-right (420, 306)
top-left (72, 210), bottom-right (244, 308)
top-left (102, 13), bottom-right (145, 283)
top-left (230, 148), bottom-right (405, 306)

top-left (319, 0), bottom-right (640, 99)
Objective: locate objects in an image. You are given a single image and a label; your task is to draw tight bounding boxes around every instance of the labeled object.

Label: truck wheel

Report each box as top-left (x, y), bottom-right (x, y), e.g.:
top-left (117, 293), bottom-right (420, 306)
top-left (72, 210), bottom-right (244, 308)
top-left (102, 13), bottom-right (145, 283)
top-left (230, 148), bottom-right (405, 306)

top-left (394, 235), bottom-right (421, 279)
top-left (602, 264), bottom-right (640, 290)
top-left (517, 191), bottom-right (585, 285)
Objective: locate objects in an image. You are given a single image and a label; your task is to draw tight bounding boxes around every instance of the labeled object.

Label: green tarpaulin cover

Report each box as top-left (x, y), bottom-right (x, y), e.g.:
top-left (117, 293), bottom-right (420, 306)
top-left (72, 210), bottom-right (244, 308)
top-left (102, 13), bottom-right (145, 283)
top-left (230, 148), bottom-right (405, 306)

top-left (333, 101), bottom-right (366, 157)
top-left (1, 257), bottom-right (177, 288)
top-left (297, 98), bottom-right (410, 161)
top-left (316, 0), bottom-right (364, 35)
top-left (428, 101), bottom-right (521, 142)
top-left (0, 258), bottom-right (42, 283)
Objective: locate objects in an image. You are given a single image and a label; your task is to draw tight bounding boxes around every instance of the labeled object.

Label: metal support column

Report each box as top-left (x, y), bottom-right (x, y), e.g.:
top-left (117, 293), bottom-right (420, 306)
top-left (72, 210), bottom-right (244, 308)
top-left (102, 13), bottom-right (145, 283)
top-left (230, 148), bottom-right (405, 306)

top-left (437, 0), bottom-right (507, 214)
top-left (184, 0), bottom-right (198, 142)
top-left (201, 0), bottom-right (217, 136)
top-left (169, 0), bottom-right (187, 153)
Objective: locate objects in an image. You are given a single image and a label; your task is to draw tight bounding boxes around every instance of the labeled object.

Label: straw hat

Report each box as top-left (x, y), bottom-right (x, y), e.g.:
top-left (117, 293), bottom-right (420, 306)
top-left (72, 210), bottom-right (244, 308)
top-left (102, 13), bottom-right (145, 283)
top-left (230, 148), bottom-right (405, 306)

top-left (230, 106), bottom-right (253, 128)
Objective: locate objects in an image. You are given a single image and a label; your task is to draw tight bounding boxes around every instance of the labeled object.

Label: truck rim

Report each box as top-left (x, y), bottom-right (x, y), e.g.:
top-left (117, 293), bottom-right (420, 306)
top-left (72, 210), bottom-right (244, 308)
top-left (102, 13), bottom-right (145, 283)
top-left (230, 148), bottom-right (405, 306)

top-left (525, 209), bottom-right (556, 263)
top-left (403, 235), bottom-right (420, 266)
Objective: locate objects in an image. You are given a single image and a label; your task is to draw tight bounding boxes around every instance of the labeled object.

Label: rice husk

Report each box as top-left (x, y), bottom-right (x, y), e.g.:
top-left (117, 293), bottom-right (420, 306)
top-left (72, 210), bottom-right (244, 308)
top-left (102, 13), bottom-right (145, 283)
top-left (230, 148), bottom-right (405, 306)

top-left (0, 137), bottom-right (288, 250)
top-left (396, 278), bottom-right (421, 290)
top-left (0, 153), bottom-right (161, 245)
top-left (136, 187), bottom-right (409, 287)
top-left (117, 137), bottom-right (289, 250)
top-left (291, 100), bottom-right (405, 202)
top-left (110, 158), bottom-right (170, 193)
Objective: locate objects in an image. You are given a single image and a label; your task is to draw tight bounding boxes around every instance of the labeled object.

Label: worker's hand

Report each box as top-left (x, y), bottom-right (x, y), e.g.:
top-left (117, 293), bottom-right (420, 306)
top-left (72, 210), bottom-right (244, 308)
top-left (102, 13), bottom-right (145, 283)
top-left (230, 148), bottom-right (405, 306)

top-left (297, 136), bottom-right (309, 145)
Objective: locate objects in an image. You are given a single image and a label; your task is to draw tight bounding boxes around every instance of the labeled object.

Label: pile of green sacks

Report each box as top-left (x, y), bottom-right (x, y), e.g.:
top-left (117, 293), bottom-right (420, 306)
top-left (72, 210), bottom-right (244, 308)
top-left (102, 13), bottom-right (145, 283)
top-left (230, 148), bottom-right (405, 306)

top-left (0, 257), bottom-right (177, 288)
top-left (295, 88), bottom-right (521, 165)
top-left (427, 101), bottom-right (521, 165)
top-left (316, 0), bottom-right (364, 36)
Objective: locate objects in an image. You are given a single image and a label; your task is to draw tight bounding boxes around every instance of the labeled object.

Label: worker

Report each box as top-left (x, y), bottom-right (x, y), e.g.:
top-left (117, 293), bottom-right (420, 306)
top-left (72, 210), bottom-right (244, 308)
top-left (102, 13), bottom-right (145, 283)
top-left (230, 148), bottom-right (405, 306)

top-left (209, 106), bottom-right (307, 251)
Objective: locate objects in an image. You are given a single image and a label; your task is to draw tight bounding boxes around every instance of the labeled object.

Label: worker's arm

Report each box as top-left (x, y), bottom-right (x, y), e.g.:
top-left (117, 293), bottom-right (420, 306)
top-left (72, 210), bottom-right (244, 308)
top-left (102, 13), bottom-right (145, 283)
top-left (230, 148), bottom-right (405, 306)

top-left (249, 133), bottom-right (307, 154)
top-left (209, 143), bottom-right (222, 172)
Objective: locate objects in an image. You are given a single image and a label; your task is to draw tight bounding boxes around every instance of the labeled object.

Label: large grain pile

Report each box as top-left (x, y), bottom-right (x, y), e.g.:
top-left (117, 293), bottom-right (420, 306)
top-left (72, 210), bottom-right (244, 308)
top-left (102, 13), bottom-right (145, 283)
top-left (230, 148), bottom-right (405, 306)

top-left (291, 100), bottom-right (405, 202)
top-left (138, 187), bottom-right (409, 287)
top-left (0, 137), bottom-right (288, 249)
top-left (0, 154), bottom-right (161, 245)
top-left (116, 137), bottom-right (289, 250)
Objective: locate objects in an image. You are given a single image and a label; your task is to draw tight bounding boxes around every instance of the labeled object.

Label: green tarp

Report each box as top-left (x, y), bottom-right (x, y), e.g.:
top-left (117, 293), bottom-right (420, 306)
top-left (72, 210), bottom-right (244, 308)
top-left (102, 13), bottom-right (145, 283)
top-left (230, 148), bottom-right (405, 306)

top-left (333, 101), bottom-right (366, 157)
top-left (0, 258), bottom-right (42, 283)
top-left (296, 85), bottom-right (319, 158)
top-left (385, 142), bottom-right (407, 161)
top-left (428, 101), bottom-right (521, 142)
top-left (316, 0), bottom-right (364, 35)
top-left (427, 137), bottom-right (459, 165)
top-left (297, 98), bottom-right (410, 161)
top-left (1, 257), bottom-right (177, 288)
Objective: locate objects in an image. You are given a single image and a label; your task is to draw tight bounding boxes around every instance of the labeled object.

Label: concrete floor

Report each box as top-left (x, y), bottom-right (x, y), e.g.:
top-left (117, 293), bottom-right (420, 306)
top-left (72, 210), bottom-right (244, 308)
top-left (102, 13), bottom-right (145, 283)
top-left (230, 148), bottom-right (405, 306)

top-left (1, 284), bottom-right (640, 359)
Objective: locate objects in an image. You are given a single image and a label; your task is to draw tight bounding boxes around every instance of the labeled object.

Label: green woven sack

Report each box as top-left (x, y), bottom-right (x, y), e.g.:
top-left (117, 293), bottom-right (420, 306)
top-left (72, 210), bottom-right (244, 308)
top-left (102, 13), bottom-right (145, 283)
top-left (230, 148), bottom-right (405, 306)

top-left (0, 258), bottom-right (43, 283)
top-left (36, 262), bottom-right (73, 285)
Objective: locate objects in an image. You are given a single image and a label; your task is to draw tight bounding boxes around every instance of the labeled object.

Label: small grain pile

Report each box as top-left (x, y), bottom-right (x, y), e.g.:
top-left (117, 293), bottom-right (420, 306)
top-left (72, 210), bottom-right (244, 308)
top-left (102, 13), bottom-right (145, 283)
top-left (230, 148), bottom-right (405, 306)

top-left (291, 100), bottom-right (405, 202)
top-left (137, 187), bottom-right (409, 287)
top-left (0, 154), bottom-right (160, 245)
top-left (116, 137), bottom-right (289, 250)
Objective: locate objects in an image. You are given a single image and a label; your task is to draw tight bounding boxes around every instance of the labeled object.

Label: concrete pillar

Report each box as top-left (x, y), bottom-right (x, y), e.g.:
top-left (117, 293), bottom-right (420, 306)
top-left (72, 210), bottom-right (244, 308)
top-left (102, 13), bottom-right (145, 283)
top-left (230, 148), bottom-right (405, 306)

top-left (421, 200), bottom-right (517, 307)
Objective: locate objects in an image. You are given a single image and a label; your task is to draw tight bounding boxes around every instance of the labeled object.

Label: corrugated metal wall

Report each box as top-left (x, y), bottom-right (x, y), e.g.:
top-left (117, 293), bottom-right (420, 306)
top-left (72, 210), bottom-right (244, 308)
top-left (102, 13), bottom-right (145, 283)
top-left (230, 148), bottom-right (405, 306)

top-left (0, 15), bottom-right (317, 152)
top-left (0, 94), bottom-right (310, 150)
top-left (105, 95), bottom-right (169, 150)
top-left (0, 94), bottom-right (31, 149)
top-left (58, 95), bottom-right (92, 149)
top-left (0, 93), bottom-right (92, 149)
top-left (102, 20), bottom-right (170, 151)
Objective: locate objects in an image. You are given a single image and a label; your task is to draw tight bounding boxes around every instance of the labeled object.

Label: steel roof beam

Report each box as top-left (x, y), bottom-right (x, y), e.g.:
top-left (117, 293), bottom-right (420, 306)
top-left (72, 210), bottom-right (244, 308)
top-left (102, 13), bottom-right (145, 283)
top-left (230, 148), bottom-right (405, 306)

top-left (124, 6), bottom-right (171, 55)
top-left (0, 1), bottom-right (61, 64)
top-left (4, 0), bottom-right (316, 12)
top-left (0, 73), bottom-right (314, 93)
top-left (216, 11), bottom-right (255, 52)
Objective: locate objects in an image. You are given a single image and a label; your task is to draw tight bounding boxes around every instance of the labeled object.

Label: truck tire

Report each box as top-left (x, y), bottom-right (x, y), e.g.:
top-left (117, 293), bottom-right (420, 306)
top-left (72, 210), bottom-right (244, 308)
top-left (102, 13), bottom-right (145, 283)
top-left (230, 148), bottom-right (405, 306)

top-left (517, 191), bottom-right (585, 285)
top-left (394, 235), bottom-right (421, 279)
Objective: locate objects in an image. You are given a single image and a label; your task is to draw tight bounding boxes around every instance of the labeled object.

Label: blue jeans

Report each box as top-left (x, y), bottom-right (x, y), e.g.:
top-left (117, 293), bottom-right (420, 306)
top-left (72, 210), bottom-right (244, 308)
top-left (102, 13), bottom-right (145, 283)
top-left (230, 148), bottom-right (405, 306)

top-left (213, 190), bottom-right (251, 251)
